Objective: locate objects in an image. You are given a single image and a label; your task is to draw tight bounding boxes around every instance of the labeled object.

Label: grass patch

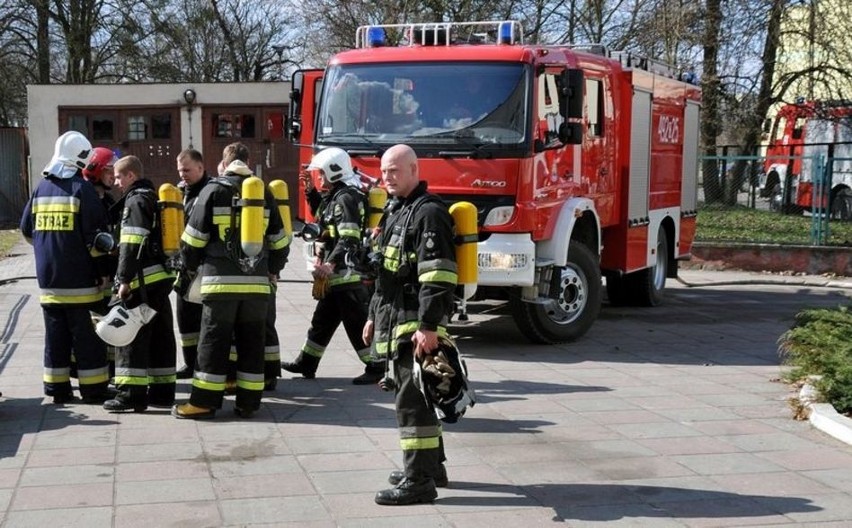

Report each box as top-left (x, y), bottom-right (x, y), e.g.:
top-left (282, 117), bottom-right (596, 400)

top-left (0, 229), bottom-right (23, 258)
top-left (780, 305), bottom-right (852, 414)
top-left (696, 204), bottom-right (852, 246)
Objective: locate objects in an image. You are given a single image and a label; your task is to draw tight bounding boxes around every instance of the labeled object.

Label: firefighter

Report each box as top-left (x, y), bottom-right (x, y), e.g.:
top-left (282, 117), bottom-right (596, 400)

top-left (20, 131), bottom-right (114, 404)
top-left (363, 144), bottom-right (457, 505)
top-left (216, 144), bottom-right (284, 392)
top-left (173, 142), bottom-right (288, 420)
top-left (102, 155), bottom-right (177, 412)
top-left (281, 147), bottom-right (385, 384)
top-left (173, 149), bottom-right (211, 379)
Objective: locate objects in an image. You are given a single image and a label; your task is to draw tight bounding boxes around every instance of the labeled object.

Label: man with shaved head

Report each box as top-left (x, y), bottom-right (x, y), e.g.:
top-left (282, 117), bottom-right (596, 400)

top-left (363, 144), bottom-right (458, 505)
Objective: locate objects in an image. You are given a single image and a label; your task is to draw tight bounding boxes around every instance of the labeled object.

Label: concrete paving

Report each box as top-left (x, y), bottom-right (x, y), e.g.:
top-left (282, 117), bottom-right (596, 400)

top-left (1, 237), bottom-right (852, 527)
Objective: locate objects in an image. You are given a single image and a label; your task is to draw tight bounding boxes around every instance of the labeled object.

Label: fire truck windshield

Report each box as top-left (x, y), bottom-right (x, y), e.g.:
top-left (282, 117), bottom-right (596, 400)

top-left (316, 62), bottom-right (528, 150)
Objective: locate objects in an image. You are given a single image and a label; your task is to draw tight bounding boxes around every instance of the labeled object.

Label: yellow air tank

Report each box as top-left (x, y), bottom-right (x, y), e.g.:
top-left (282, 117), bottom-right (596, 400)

top-left (367, 186), bottom-right (387, 229)
top-left (449, 201), bottom-right (478, 291)
top-left (158, 183), bottom-right (184, 257)
top-left (268, 180), bottom-right (293, 244)
top-left (240, 176), bottom-right (265, 257)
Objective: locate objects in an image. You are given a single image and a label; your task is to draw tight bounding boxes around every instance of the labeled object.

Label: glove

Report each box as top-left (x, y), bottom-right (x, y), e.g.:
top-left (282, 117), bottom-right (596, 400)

top-left (421, 351), bottom-right (456, 394)
top-left (311, 275), bottom-right (329, 300)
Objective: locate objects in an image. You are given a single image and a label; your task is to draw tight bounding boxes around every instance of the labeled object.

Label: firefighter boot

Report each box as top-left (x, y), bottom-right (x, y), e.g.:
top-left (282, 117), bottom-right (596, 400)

top-left (388, 464), bottom-right (448, 488)
top-left (281, 353), bottom-right (320, 380)
top-left (374, 477), bottom-right (438, 506)
top-left (171, 402), bottom-right (216, 420)
top-left (352, 361), bottom-right (386, 385)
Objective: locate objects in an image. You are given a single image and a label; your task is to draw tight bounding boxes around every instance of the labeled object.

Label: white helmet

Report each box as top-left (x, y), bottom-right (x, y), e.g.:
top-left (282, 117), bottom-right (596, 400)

top-left (43, 131), bottom-right (93, 179)
top-left (94, 303), bottom-right (157, 347)
top-left (308, 147), bottom-right (354, 184)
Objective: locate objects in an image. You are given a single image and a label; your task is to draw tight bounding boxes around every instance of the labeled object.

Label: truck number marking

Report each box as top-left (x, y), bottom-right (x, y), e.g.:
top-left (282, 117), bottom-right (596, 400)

top-left (658, 115), bottom-right (680, 144)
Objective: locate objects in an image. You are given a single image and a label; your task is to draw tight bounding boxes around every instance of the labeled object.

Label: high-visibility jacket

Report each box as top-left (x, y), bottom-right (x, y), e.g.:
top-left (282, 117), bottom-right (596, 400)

top-left (180, 166), bottom-right (289, 300)
top-left (116, 178), bottom-right (175, 305)
top-left (311, 183), bottom-right (367, 290)
top-left (368, 181), bottom-right (457, 358)
top-left (20, 173), bottom-right (110, 307)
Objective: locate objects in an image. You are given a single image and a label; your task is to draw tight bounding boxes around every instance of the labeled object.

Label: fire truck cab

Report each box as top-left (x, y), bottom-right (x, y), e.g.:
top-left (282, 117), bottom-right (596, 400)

top-left (289, 20), bottom-right (701, 344)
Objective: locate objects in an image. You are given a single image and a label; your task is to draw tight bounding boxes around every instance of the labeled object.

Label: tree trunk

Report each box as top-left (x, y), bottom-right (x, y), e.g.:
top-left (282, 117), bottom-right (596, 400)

top-left (700, 0), bottom-right (723, 204)
top-left (35, 0), bottom-right (50, 83)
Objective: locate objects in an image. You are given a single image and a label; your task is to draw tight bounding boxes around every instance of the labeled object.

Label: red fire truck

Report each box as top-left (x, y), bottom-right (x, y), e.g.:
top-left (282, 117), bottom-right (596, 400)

top-left (288, 20), bottom-right (701, 344)
top-left (763, 100), bottom-right (852, 220)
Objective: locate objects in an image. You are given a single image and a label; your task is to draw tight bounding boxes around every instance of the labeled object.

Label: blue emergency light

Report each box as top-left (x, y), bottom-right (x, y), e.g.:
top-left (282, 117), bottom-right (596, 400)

top-left (367, 27), bottom-right (386, 47)
top-left (499, 22), bottom-right (512, 44)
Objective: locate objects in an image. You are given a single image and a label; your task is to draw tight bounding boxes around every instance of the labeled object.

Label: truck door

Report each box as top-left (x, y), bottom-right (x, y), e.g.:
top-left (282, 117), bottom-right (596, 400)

top-left (289, 69), bottom-right (324, 220)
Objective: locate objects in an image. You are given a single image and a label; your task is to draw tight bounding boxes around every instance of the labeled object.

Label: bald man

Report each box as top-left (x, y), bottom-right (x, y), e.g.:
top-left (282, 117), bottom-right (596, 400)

top-left (362, 144), bottom-right (458, 505)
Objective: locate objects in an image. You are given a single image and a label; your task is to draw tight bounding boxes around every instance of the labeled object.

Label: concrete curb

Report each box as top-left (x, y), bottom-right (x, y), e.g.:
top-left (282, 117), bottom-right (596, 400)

top-left (799, 382), bottom-right (852, 446)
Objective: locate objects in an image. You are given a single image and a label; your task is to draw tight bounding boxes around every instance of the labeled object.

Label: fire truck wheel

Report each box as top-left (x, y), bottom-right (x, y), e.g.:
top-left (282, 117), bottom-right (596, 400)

top-left (626, 226), bottom-right (668, 307)
top-left (830, 188), bottom-right (852, 221)
top-left (605, 226), bottom-right (668, 307)
top-left (509, 242), bottom-right (602, 344)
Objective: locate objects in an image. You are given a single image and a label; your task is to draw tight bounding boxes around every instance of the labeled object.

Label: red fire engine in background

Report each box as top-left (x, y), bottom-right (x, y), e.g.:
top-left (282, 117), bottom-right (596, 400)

top-left (288, 20), bottom-right (701, 344)
top-left (763, 100), bottom-right (852, 220)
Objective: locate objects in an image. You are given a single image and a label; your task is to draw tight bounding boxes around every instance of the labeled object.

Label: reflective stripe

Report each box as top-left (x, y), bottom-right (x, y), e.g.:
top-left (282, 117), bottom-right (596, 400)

top-left (195, 371), bottom-right (226, 383)
top-left (356, 347), bottom-right (373, 363)
top-left (180, 333), bottom-right (200, 347)
top-left (400, 437), bottom-right (441, 450)
top-left (229, 348), bottom-right (238, 361)
top-left (115, 367), bottom-right (149, 378)
top-left (32, 196), bottom-right (80, 212)
top-left (418, 258), bottom-right (456, 274)
top-left (149, 375), bottom-right (176, 384)
top-left (148, 368), bottom-right (175, 377)
top-left (40, 287), bottom-right (102, 305)
top-left (113, 375), bottom-right (148, 386)
top-left (193, 378), bottom-right (226, 391)
top-left (201, 275), bottom-right (271, 296)
top-left (301, 339), bottom-right (325, 358)
top-left (236, 371), bottom-right (264, 391)
top-left (265, 345), bottom-right (280, 361)
top-left (181, 225), bottom-right (208, 248)
top-left (399, 425), bottom-right (442, 438)
top-left (267, 229), bottom-right (289, 250)
top-left (129, 265), bottom-right (175, 289)
top-left (328, 274), bottom-right (362, 287)
top-left (43, 367), bottom-right (71, 383)
top-left (418, 270), bottom-right (458, 284)
top-left (77, 367), bottom-right (109, 386)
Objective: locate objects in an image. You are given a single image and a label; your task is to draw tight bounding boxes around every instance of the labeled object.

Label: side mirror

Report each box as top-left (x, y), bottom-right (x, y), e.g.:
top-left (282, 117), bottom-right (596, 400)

top-left (559, 68), bottom-right (584, 119)
top-left (288, 72), bottom-right (305, 142)
top-left (558, 122), bottom-right (583, 145)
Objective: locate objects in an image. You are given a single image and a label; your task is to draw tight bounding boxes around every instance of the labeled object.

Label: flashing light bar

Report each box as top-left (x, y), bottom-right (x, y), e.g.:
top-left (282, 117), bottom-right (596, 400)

top-left (355, 20), bottom-right (524, 49)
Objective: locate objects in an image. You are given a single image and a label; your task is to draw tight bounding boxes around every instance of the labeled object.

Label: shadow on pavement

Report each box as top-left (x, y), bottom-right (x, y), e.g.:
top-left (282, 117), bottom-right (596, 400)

top-left (441, 481), bottom-right (820, 522)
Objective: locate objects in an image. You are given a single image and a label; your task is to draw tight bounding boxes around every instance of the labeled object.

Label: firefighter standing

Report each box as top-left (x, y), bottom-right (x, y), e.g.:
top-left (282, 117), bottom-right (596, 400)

top-left (173, 143), bottom-right (288, 419)
top-left (282, 147), bottom-right (385, 384)
top-left (173, 149), bottom-right (211, 379)
top-left (20, 131), bottom-right (114, 404)
top-left (103, 155), bottom-right (177, 412)
top-left (363, 144), bottom-right (458, 505)
top-left (216, 144), bottom-right (284, 391)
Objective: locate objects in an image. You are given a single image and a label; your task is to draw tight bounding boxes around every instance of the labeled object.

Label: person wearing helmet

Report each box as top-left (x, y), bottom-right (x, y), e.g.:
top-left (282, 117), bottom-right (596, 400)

top-left (19, 131), bottom-right (115, 404)
top-left (81, 147), bottom-right (121, 310)
top-left (362, 144), bottom-right (458, 505)
top-left (173, 148), bottom-right (212, 380)
top-left (102, 155), bottom-right (177, 413)
top-left (281, 147), bottom-right (385, 385)
top-left (172, 142), bottom-right (289, 420)
top-left (214, 144), bottom-right (284, 394)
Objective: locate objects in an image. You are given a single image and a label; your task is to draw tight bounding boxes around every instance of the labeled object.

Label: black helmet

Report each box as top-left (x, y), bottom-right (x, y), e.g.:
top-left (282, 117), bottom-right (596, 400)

top-left (415, 337), bottom-right (476, 423)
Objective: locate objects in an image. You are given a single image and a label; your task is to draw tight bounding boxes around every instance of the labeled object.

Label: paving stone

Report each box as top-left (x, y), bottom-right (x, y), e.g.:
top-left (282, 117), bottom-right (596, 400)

top-left (116, 477), bottom-right (216, 505)
top-left (10, 482), bottom-right (113, 510)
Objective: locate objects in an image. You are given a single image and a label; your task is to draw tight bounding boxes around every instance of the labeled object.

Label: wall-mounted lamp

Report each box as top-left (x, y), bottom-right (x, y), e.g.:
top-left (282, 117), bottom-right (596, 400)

top-left (183, 88), bottom-right (197, 105)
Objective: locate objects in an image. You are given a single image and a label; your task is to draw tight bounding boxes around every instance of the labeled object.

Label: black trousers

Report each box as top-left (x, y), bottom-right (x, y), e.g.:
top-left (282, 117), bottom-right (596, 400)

top-left (42, 305), bottom-right (108, 398)
top-left (394, 342), bottom-right (445, 481)
top-left (176, 295), bottom-right (202, 370)
top-left (191, 297), bottom-right (267, 411)
top-left (226, 291), bottom-right (280, 381)
top-left (113, 285), bottom-right (176, 406)
top-left (298, 286), bottom-right (371, 367)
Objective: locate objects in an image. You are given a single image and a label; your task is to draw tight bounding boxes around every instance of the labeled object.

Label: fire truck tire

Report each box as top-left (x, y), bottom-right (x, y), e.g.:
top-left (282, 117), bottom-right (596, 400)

top-left (509, 242), bottom-right (602, 344)
top-left (625, 226), bottom-right (668, 307)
